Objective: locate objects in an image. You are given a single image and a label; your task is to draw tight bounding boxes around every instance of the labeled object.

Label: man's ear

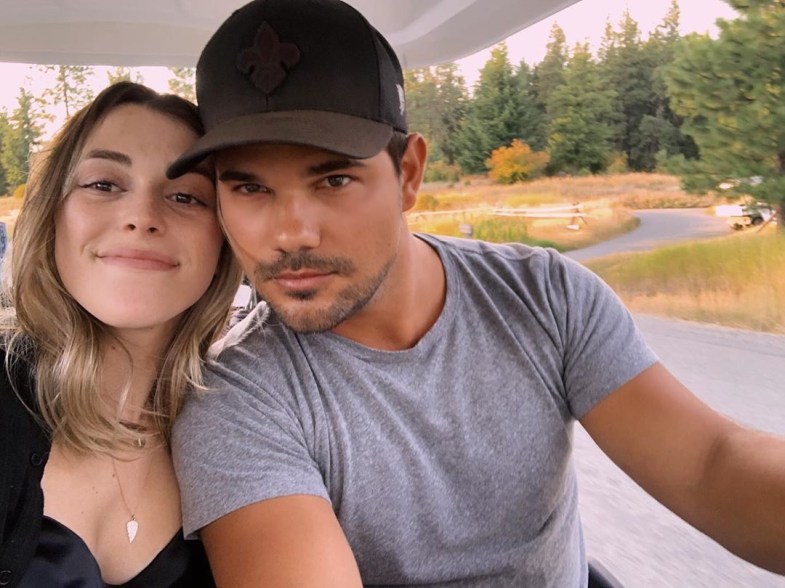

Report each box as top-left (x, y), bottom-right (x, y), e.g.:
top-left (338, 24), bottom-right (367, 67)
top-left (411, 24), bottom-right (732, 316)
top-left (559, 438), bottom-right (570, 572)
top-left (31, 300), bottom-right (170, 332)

top-left (400, 133), bottom-right (427, 213)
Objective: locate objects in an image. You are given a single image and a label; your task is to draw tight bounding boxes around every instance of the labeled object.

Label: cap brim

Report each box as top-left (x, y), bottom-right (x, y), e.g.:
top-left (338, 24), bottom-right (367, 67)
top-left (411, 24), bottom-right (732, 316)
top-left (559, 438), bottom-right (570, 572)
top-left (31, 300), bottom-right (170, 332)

top-left (167, 110), bottom-right (394, 179)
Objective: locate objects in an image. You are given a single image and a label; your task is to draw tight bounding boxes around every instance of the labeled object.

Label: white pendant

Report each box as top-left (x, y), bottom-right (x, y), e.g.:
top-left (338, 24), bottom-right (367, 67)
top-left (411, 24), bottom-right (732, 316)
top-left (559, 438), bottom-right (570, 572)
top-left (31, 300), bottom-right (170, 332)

top-left (126, 519), bottom-right (139, 543)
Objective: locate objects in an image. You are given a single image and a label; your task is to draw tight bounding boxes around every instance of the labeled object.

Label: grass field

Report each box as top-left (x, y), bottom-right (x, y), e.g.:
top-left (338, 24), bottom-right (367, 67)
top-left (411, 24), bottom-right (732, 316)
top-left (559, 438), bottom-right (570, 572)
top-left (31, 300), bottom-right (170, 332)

top-left (588, 227), bottom-right (785, 333)
top-left (409, 172), bottom-right (707, 251)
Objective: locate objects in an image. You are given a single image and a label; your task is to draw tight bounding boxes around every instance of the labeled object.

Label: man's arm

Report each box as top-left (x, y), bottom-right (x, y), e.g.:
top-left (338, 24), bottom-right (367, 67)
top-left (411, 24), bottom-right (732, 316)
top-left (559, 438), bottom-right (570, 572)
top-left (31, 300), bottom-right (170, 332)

top-left (581, 362), bottom-right (785, 574)
top-left (201, 494), bottom-right (363, 588)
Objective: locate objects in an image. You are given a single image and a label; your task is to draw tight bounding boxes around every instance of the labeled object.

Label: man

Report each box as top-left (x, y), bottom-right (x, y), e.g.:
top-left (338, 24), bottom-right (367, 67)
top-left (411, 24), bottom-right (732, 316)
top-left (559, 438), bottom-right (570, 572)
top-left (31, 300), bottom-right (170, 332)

top-left (168, 0), bottom-right (785, 586)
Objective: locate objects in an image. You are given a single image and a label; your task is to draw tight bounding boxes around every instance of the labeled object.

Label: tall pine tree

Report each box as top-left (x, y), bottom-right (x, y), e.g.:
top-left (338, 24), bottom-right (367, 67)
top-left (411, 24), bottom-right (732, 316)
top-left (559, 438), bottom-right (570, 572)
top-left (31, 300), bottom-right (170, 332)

top-left (548, 43), bottom-right (616, 174)
top-left (533, 23), bottom-right (568, 116)
top-left (433, 63), bottom-right (467, 165)
top-left (38, 65), bottom-right (95, 118)
top-left (0, 113), bottom-right (9, 196)
top-left (665, 0), bottom-right (785, 226)
top-left (168, 67), bottom-right (196, 102)
top-left (514, 60), bottom-right (546, 151)
top-left (600, 10), bottom-right (660, 170)
top-left (456, 43), bottom-right (526, 173)
top-left (0, 89), bottom-right (43, 189)
top-left (106, 66), bottom-right (143, 85)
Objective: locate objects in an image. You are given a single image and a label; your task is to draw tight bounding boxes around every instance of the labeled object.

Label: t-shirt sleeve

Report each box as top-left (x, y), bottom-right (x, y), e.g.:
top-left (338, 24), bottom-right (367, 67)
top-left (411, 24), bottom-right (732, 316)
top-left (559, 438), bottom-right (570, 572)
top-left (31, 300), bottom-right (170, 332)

top-left (546, 251), bottom-right (659, 419)
top-left (172, 353), bottom-right (329, 538)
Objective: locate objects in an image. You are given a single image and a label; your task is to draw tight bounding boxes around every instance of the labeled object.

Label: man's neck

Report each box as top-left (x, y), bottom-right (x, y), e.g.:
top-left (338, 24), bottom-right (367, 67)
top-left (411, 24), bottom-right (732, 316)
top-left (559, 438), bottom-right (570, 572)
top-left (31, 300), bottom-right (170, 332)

top-left (329, 233), bottom-right (446, 351)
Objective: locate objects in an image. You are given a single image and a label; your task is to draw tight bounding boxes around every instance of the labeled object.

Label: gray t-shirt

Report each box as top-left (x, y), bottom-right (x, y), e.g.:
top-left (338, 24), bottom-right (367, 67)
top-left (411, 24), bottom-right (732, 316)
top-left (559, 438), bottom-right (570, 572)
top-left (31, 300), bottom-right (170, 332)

top-left (173, 235), bottom-right (658, 587)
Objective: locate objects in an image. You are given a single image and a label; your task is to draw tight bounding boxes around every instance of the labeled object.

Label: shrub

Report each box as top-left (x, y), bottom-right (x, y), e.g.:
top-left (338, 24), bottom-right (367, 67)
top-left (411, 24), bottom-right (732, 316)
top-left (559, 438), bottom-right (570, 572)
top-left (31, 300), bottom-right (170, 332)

top-left (12, 184), bottom-right (26, 200)
top-left (412, 193), bottom-right (440, 212)
top-left (424, 160), bottom-right (461, 184)
top-left (486, 140), bottom-right (550, 185)
top-left (606, 152), bottom-right (628, 175)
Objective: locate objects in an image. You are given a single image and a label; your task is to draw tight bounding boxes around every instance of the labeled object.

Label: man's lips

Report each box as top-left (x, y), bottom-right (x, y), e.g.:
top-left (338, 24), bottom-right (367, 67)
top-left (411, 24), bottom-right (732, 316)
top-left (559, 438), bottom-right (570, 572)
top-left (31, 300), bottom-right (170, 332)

top-left (273, 269), bottom-right (333, 290)
top-left (97, 248), bottom-right (179, 271)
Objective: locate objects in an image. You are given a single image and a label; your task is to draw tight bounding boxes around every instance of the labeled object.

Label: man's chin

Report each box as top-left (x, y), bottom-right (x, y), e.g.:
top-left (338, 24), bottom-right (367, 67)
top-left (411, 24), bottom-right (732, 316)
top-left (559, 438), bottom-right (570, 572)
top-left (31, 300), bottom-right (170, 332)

top-left (265, 298), bottom-right (343, 334)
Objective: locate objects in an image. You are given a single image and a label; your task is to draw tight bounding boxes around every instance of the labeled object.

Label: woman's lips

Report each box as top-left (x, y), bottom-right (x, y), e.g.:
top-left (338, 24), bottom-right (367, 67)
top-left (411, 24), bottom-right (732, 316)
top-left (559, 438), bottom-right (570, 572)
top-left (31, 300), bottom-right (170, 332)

top-left (98, 248), bottom-right (179, 271)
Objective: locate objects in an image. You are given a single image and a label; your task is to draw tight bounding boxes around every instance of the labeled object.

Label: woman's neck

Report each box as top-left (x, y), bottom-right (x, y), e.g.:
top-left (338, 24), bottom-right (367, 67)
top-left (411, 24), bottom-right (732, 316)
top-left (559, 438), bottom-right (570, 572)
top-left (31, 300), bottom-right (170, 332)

top-left (100, 329), bottom-right (171, 425)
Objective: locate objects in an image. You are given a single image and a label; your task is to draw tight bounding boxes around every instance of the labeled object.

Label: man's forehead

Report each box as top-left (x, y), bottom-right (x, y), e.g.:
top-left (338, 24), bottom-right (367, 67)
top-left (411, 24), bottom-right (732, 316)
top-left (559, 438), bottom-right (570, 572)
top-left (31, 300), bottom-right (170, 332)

top-left (215, 143), bottom-right (372, 171)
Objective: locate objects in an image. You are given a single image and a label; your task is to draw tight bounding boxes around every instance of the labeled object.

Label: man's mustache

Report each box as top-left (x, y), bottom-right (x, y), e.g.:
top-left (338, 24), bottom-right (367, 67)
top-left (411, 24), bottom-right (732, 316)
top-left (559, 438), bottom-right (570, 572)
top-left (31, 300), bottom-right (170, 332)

top-left (254, 251), bottom-right (355, 280)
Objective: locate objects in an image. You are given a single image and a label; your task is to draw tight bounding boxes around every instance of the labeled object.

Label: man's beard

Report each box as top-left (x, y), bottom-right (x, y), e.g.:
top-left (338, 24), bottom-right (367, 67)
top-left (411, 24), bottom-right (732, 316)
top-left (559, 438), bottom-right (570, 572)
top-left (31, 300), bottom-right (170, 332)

top-left (253, 249), bottom-right (397, 334)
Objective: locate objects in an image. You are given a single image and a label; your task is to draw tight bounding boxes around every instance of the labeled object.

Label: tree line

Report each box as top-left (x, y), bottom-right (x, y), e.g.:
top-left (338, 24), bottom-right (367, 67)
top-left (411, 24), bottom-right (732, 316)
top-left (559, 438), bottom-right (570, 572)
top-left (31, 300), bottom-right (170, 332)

top-left (0, 66), bottom-right (195, 197)
top-left (406, 0), bottom-right (785, 223)
top-left (406, 0), bottom-right (690, 179)
top-left (0, 0), bottom-right (783, 224)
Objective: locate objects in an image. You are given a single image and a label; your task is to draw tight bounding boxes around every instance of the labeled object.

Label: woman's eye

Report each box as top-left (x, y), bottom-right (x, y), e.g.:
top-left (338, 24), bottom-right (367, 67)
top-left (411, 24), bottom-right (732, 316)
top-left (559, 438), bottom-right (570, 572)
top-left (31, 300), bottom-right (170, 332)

top-left (81, 180), bottom-right (118, 192)
top-left (170, 192), bottom-right (206, 206)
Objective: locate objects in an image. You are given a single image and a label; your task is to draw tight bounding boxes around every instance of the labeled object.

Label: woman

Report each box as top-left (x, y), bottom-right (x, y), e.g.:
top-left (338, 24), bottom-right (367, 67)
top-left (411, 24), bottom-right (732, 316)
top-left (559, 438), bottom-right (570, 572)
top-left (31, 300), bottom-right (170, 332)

top-left (0, 81), bottom-right (242, 587)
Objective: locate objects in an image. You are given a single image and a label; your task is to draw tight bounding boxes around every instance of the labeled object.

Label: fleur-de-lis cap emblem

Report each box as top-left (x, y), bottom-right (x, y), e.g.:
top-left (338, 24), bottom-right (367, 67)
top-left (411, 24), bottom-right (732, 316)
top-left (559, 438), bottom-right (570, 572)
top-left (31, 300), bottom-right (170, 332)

top-left (236, 22), bottom-right (301, 95)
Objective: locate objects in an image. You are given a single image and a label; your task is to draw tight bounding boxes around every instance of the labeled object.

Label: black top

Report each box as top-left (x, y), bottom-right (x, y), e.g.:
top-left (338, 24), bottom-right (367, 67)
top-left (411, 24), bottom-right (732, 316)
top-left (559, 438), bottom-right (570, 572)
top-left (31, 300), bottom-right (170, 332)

top-left (19, 516), bottom-right (213, 587)
top-left (0, 349), bottom-right (48, 588)
top-left (0, 348), bottom-right (214, 588)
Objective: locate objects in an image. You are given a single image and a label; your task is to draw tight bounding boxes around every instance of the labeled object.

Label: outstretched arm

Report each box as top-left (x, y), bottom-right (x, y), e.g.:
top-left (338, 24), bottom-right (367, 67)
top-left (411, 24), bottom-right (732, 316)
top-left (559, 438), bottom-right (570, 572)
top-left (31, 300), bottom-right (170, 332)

top-left (581, 362), bottom-right (785, 574)
top-left (201, 494), bottom-right (363, 588)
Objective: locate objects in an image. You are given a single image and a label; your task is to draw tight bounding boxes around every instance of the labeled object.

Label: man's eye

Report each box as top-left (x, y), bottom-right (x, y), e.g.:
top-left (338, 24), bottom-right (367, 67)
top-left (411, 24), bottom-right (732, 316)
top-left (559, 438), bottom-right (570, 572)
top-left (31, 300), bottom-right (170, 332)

top-left (323, 175), bottom-right (351, 188)
top-left (236, 183), bottom-right (266, 194)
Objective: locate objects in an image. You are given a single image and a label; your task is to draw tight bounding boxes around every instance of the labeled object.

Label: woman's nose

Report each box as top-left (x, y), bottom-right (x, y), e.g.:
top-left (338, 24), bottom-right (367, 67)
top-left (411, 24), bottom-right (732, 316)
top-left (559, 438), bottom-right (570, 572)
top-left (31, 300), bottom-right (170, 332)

top-left (124, 193), bottom-right (164, 234)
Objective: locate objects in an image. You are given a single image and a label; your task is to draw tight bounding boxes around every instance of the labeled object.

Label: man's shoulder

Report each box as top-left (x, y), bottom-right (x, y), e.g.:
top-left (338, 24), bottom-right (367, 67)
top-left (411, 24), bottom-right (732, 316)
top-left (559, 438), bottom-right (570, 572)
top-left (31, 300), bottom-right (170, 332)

top-left (419, 233), bottom-right (577, 285)
top-left (420, 233), bottom-right (559, 264)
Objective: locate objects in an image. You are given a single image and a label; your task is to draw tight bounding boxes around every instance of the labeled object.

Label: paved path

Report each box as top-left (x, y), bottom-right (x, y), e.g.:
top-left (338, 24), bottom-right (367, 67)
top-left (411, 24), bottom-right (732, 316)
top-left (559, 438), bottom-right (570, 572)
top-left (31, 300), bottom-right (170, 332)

top-left (566, 208), bottom-right (730, 262)
top-left (566, 211), bottom-right (783, 586)
top-left (576, 316), bottom-right (785, 587)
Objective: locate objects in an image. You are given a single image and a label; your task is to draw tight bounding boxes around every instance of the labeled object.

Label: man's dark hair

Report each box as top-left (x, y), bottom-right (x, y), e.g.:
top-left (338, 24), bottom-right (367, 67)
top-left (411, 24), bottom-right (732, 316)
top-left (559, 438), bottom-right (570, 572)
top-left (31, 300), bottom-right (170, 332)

top-left (386, 131), bottom-right (409, 176)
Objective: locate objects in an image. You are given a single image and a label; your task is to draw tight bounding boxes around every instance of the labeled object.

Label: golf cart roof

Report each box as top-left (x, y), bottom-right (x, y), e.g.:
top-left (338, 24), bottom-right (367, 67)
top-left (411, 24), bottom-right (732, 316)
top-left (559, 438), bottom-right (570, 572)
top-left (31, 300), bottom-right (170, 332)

top-left (0, 0), bottom-right (579, 69)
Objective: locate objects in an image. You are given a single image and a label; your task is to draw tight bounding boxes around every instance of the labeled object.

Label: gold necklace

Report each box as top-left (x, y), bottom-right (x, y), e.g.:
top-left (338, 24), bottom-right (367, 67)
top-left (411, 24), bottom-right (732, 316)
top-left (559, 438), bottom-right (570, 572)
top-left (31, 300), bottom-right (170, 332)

top-left (111, 455), bottom-right (154, 543)
top-left (119, 420), bottom-right (149, 449)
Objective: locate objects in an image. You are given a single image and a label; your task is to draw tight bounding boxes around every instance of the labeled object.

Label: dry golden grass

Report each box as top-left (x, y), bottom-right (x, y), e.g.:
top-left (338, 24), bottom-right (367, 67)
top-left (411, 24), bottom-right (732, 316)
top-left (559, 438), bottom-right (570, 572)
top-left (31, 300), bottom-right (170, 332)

top-left (0, 195), bottom-right (23, 236)
top-left (409, 177), bottom-right (659, 250)
top-left (417, 173), bottom-right (719, 210)
top-left (588, 227), bottom-right (785, 333)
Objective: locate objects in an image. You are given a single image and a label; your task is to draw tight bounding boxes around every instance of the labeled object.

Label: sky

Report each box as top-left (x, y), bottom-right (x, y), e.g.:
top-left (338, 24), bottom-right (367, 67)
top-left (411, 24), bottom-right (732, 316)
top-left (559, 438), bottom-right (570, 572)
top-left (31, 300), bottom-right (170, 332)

top-left (0, 0), bottom-right (738, 129)
top-left (454, 0), bottom-right (738, 87)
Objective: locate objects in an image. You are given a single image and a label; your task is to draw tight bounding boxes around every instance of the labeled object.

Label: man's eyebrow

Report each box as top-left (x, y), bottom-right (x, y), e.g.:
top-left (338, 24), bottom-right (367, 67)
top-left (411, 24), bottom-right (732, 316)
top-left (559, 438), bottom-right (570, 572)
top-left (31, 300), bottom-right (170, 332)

top-left (83, 149), bottom-right (131, 166)
top-left (307, 158), bottom-right (365, 176)
top-left (217, 170), bottom-right (259, 183)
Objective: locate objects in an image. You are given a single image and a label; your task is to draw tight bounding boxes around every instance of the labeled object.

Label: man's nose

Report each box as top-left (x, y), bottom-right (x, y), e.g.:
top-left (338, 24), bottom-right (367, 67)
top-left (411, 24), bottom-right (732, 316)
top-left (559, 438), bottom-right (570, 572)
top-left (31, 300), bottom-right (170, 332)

top-left (271, 196), bottom-right (320, 252)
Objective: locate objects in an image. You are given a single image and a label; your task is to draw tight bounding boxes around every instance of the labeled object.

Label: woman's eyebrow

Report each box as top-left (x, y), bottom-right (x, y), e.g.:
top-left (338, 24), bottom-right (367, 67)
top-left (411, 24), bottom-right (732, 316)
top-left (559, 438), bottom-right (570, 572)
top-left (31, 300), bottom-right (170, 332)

top-left (185, 163), bottom-right (215, 182)
top-left (82, 149), bottom-right (131, 166)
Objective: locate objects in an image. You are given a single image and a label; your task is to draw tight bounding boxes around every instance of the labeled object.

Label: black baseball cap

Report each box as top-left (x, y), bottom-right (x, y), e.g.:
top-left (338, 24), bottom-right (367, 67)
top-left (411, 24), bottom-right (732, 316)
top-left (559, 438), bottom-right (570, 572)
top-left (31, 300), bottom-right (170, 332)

top-left (167, 0), bottom-right (408, 179)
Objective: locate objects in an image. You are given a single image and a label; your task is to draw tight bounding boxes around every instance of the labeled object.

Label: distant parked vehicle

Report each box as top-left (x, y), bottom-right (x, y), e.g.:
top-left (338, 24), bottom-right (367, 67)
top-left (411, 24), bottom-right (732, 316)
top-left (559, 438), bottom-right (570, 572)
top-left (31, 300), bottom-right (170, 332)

top-left (0, 222), bottom-right (7, 259)
top-left (726, 202), bottom-right (774, 230)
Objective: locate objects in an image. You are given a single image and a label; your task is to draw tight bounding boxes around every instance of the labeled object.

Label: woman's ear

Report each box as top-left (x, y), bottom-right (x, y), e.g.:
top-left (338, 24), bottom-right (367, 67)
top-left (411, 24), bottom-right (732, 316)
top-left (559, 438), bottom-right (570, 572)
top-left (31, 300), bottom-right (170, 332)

top-left (400, 133), bottom-right (428, 213)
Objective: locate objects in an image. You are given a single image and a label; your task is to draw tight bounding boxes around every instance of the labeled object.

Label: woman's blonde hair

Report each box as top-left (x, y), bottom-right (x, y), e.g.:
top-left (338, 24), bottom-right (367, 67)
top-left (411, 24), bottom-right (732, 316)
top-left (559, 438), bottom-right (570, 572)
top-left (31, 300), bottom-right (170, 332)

top-left (2, 81), bottom-right (243, 453)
